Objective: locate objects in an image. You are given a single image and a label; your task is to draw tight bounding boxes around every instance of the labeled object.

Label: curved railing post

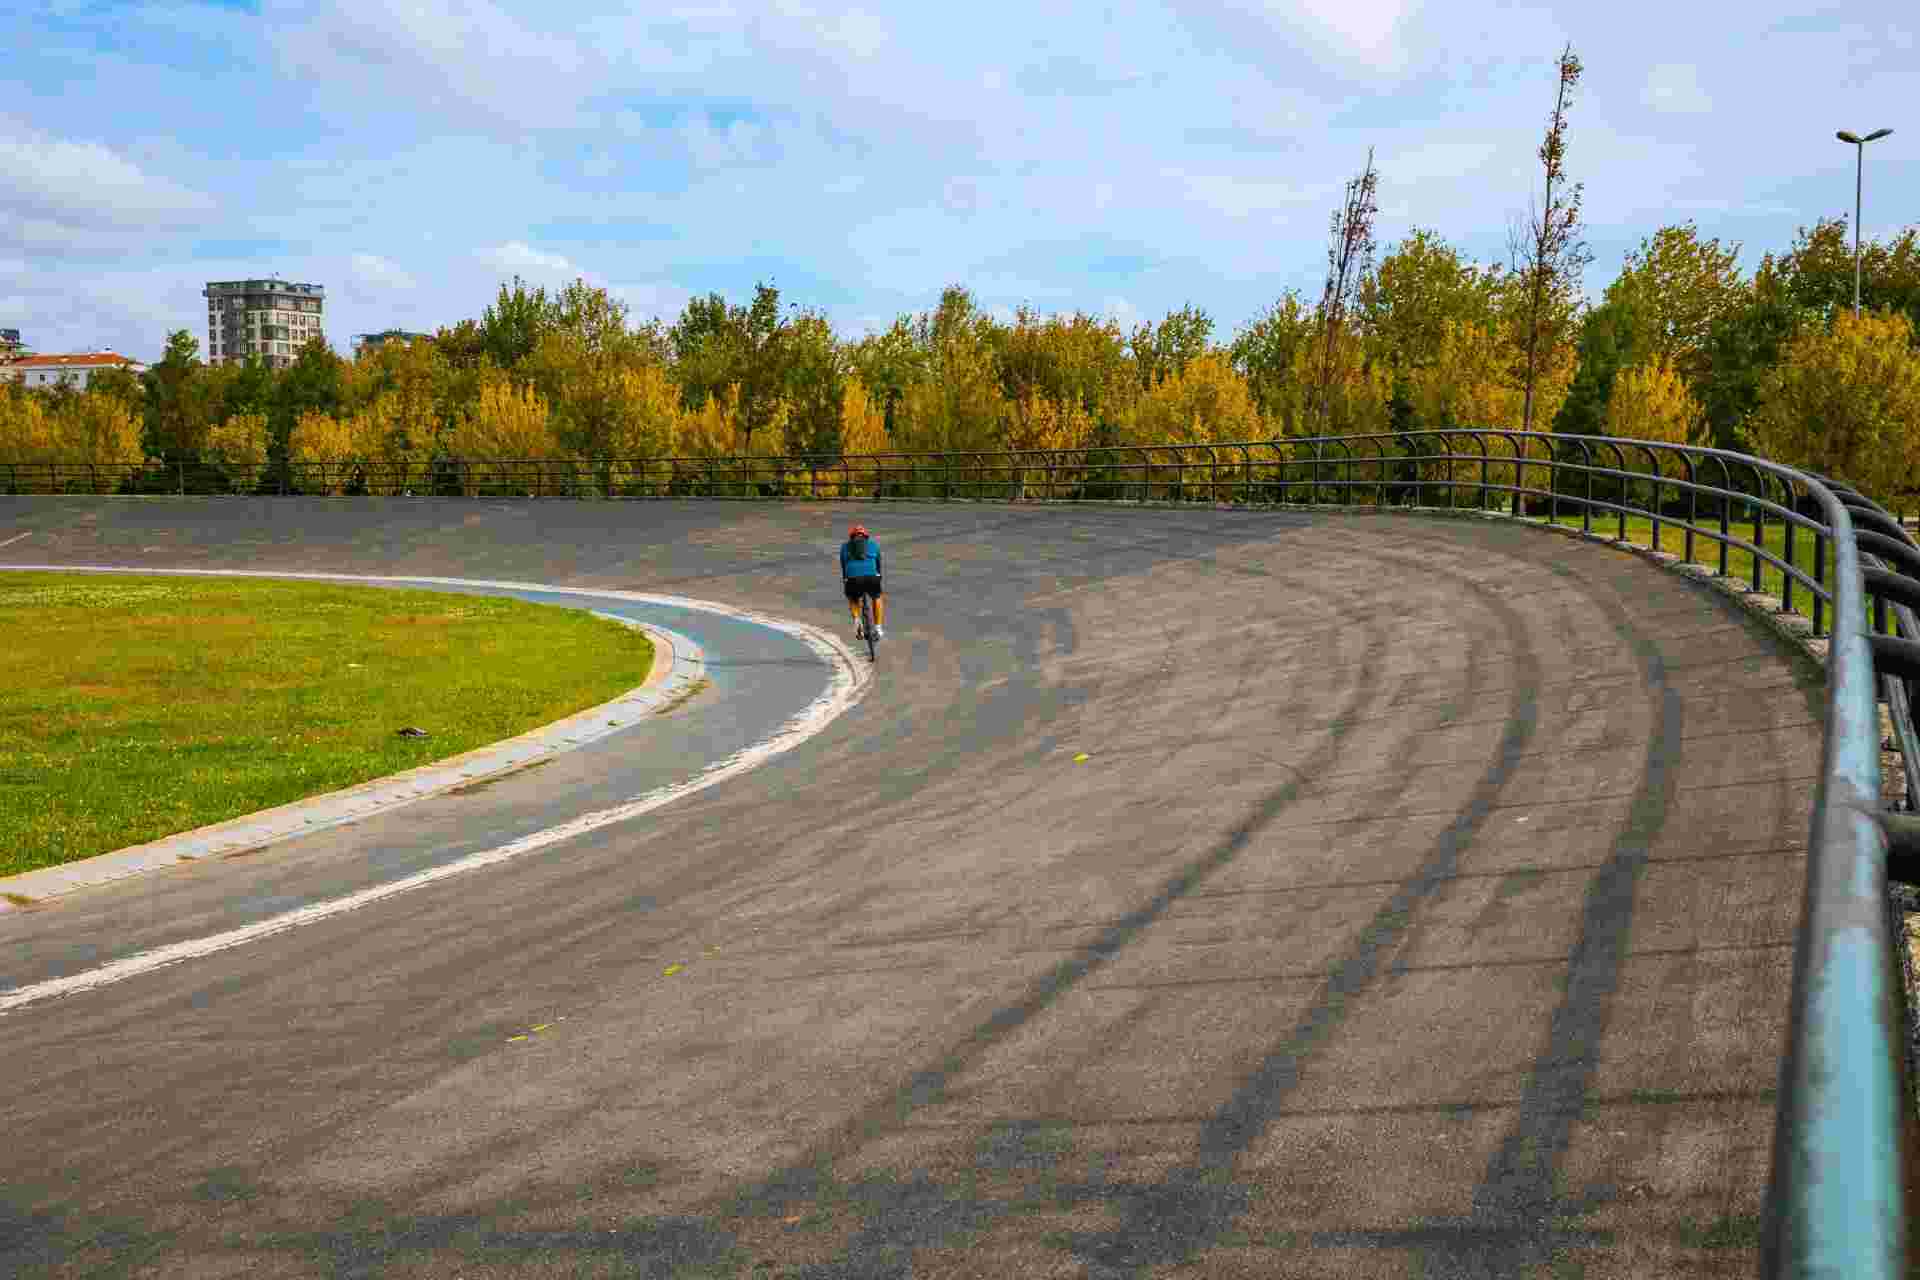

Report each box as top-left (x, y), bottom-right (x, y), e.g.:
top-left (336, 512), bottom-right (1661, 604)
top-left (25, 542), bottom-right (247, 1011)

top-left (1750, 462), bottom-right (1768, 592)
top-left (1577, 439), bottom-right (1593, 534)
top-left (1508, 433), bottom-right (1525, 517)
top-left (1599, 442), bottom-right (1627, 541)
top-left (1637, 443), bottom-right (1664, 552)
top-left (1781, 478), bottom-right (1799, 615)
top-left (1683, 453), bottom-right (1698, 565)
top-left (1714, 457), bottom-right (1734, 576)
top-left (1471, 431), bottom-right (1488, 510)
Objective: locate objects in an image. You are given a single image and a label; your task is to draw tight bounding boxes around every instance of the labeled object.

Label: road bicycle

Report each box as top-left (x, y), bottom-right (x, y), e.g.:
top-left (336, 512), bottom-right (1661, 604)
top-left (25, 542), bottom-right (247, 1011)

top-left (856, 593), bottom-right (879, 662)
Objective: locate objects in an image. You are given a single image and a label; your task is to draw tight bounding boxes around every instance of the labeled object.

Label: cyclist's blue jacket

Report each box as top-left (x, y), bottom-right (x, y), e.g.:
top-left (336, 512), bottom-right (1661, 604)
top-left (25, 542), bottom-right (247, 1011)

top-left (840, 536), bottom-right (882, 579)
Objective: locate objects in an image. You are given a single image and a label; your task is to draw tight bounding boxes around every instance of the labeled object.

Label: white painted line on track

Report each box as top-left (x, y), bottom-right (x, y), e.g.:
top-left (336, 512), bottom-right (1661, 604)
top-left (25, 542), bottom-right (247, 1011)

top-left (0, 566), bottom-right (869, 1016)
top-left (0, 532), bottom-right (29, 549)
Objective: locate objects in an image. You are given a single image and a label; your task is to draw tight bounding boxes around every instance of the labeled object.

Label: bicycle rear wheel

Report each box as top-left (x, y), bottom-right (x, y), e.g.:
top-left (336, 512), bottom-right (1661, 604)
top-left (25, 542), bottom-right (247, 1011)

top-left (860, 596), bottom-right (876, 661)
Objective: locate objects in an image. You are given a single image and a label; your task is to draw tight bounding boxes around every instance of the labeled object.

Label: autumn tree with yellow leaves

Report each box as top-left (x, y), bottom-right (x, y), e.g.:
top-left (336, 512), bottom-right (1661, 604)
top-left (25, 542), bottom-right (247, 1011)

top-left (1748, 309), bottom-right (1920, 502)
top-left (0, 387), bottom-right (143, 482)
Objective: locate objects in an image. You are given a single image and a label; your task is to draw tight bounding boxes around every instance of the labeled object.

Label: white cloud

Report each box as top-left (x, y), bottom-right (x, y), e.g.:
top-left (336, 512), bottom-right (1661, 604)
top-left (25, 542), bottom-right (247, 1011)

top-left (0, 134), bottom-right (213, 231)
top-left (1233, 0), bottom-right (1418, 67)
top-left (267, 0), bottom-right (599, 132)
top-left (351, 253), bottom-right (418, 292)
top-left (1643, 63), bottom-right (1711, 114)
top-left (478, 241), bottom-right (576, 277)
top-left (824, 10), bottom-right (887, 58)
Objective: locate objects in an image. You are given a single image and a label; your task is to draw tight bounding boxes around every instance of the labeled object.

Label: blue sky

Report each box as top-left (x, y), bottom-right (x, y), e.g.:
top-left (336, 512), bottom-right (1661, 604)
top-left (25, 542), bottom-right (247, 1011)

top-left (3, 0), bottom-right (1915, 362)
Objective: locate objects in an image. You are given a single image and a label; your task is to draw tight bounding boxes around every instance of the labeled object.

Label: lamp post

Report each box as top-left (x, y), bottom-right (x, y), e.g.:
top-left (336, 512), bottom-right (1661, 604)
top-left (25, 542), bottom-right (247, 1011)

top-left (1835, 127), bottom-right (1894, 317)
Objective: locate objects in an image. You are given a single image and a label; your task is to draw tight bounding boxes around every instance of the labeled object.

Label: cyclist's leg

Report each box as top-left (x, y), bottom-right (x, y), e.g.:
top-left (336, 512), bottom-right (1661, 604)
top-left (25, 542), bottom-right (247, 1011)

top-left (872, 582), bottom-right (886, 628)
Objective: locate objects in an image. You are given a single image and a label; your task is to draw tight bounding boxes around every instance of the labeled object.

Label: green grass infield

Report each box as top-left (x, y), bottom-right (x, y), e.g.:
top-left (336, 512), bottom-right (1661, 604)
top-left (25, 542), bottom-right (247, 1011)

top-left (0, 573), bottom-right (654, 877)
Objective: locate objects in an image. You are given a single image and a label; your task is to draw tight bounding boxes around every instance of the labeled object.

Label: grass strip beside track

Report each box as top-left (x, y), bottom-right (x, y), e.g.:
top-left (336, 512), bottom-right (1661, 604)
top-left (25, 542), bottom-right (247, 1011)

top-left (0, 573), bottom-right (653, 876)
top-left (1538, 512), bottom-right (1891, 627)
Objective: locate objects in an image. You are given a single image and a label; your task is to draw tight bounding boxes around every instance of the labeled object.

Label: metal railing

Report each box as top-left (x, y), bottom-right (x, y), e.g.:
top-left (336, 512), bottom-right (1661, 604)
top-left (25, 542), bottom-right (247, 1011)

top-left (5, 429), bottom-right (1917, 1273)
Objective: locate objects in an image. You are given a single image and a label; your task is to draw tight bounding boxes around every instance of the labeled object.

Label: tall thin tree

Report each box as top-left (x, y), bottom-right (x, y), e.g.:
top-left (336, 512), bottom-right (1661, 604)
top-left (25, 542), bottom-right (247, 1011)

top-left (1515, 44), bottom-right (1590, 432)
top-left (1314, 149), bottom-right (1380, 432)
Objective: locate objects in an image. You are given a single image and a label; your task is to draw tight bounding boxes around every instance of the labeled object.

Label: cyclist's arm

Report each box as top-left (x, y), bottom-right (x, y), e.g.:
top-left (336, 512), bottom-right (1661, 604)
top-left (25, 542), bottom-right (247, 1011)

top-left (875, 548), bottom-right (883, 578)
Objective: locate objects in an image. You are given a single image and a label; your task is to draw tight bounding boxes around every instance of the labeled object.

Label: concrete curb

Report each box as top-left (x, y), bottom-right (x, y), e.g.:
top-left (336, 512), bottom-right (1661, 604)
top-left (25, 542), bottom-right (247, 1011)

top-left (0, 611), bottom-right (704, 910)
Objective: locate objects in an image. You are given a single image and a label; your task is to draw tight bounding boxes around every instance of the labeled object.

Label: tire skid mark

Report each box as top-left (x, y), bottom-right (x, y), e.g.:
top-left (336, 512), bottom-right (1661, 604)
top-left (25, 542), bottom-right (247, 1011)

top-left (714, 543), bottom-right (1405, 1221)
top-left (702, 541), bottom-right (1514, 1277)
top-left (1394, 562), bottom-right (1686, 1277)
top-left (1061, 554), bottom-right (1547, 1277)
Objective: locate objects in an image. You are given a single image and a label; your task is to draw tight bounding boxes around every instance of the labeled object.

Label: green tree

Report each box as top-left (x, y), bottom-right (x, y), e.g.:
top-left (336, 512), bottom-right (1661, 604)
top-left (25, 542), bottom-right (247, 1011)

top-left (781, 310), bottom-right (846, 456)
top-left (1764, 218), bottom-right (1920, 328)
top-left (1130, 304), bottom-right (1214, 390)
top-left (668, 292), bottom-right (741, 412)
top-left (479, 277), bottom-right (559, 370)
top-left (140, 330), bottom-right (215, 462)
top-left (1601, 222), bottom-right (1744, 384)
top-left (432, 318), bottom-right (487, 371)
top-left (1749, 308), bottom-right (1920, 500)
top-left (848, 318), bottom-right (928, 439)
top-left (736, 283), bottom-right (790, 455)
top-left (893, 287), bottom-right (1006, 453)
top-left (1229, 292), bottom-right (1315, 423)
top-left (1360, 230), bottom-right (1502, 375)
top-left (273, 338), bottom-right (346, 467)
top-left (665, 283), bottom-right (789, 452)
top-left (1696, 289), bottom-right (1803, 450)
top-left (85, 364), bottom-right (145, 414)
top-left (990, 307), bottom-right (1132, 444)
top-left (1552, 296), bottom-right (1648, 437)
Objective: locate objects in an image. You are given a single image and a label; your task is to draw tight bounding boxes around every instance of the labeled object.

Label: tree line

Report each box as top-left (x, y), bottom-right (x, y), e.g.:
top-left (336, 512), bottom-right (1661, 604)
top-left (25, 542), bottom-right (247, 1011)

top-left (2, 214), bottom-right (1916, 497)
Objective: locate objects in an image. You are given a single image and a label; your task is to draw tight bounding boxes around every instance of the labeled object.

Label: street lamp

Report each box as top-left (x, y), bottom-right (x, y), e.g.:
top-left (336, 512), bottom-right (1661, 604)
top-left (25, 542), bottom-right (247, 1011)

top-left (1835, 127), bottom-right (1894, 317)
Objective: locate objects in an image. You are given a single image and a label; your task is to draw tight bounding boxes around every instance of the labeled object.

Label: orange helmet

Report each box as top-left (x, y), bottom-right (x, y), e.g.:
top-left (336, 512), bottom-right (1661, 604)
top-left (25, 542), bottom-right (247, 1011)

top-left (848, 524), bottom-right (869, 538)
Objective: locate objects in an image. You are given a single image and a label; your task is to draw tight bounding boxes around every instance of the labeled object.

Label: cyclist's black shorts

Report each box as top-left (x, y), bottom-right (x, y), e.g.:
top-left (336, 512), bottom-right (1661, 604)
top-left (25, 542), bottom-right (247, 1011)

top-left (843, 575), bottom-right (883, 601)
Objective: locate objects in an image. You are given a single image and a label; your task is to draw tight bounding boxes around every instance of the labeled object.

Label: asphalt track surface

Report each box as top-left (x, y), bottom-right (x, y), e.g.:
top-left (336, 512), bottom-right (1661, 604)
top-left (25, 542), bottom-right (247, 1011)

top-left (0, 498), bottom-right (1825, 1278)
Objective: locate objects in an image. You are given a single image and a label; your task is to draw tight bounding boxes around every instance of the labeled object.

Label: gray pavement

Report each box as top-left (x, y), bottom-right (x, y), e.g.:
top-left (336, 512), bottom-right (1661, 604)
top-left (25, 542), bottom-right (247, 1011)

top-left (0, 498), bottom-right (1825, 1277)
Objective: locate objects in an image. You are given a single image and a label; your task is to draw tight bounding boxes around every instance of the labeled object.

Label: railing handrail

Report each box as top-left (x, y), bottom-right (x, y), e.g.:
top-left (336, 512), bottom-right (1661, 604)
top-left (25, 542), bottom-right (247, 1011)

top-left (2, 429), bottom-right (1910, 1272)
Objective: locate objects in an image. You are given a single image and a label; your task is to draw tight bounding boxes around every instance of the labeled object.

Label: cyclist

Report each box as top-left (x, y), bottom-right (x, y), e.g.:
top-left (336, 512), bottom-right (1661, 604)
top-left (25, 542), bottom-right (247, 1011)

top-left (840, 523), bottom-right (885, 641)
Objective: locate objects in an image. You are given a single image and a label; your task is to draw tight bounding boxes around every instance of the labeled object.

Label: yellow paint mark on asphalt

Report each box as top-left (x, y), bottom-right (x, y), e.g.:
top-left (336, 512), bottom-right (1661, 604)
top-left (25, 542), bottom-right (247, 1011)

top-left (530, 1023), bottom-right (551, 1032)
top-left (1073, 753), bottom-right (1090, 763)
top-left (508, 1035), bottom-right (529, 1043)
top-left (663, 963), bottom-right (686, 977)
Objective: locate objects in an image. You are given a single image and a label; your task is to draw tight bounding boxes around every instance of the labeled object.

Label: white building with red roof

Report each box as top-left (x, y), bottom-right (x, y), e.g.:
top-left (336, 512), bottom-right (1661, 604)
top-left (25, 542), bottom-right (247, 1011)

top-left (1, 351), bottom-right (148, 390)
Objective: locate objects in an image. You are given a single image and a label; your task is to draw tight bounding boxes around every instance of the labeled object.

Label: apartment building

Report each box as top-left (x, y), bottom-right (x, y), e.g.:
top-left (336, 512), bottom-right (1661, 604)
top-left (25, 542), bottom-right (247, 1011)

top-left (352, 329), bottom-right (432, 355)
top-left (204, 279), bottom-right (325, 369)
top-left (2, 351), bottom-right (148, 390)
